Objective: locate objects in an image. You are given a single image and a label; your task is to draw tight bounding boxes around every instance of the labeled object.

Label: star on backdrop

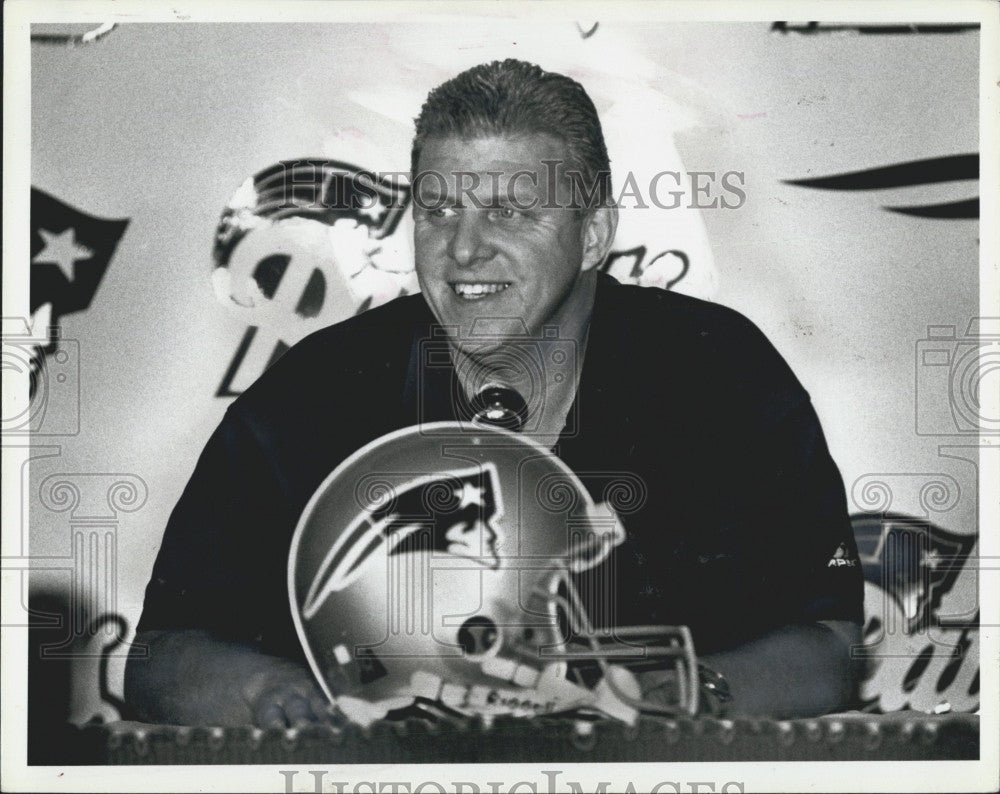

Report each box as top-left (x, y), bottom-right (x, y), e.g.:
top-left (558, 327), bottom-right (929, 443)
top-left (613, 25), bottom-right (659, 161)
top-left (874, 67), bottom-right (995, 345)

top-left (30, 188), bottom-right (129, 321)
top-left (33, 227), bottom-right (94, 281)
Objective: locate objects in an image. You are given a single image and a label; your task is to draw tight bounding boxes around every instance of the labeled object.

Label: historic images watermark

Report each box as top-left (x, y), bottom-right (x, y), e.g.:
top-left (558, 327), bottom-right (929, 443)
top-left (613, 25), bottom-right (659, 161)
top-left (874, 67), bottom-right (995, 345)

top-left (1, 317), bottom-right (80, 437)
top-left (267, 162), bottom-right (748, 214)
top-left (914, 318), bottom-right (999, 437)
top-left (278, 769), bottom-right (746, 793)
top-left (415, 324), bottom-right (581, 436)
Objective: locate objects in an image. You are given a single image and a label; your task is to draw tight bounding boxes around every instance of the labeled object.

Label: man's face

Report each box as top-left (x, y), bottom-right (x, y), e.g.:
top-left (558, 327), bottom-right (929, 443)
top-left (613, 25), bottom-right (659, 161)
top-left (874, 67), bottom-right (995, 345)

top-left (413, 134), bottom-right (598, 353)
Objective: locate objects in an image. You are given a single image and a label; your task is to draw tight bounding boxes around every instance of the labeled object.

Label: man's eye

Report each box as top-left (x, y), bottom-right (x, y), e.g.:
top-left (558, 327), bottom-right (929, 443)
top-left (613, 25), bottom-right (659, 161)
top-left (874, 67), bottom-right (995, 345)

top-left (424, 206), bottom-right (457, 219)
top-left (488, 206), bottom-right (519, 221)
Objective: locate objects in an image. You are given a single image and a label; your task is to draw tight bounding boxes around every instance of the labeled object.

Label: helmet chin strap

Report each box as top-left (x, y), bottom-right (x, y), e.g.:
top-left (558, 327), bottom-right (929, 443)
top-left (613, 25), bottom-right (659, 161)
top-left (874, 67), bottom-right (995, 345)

top-left (405, 667), bottom-right (597, 723)
top-left (334, 694), bottom-right (416, 728)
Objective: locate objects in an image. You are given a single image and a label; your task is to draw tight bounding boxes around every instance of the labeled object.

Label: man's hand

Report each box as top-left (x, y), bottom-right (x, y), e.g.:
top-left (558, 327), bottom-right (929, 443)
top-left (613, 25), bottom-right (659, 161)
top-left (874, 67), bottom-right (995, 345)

top-left (125, 629), bottom-right (336, 727)
top-left (635, 668), bottom-right (682, 709)
top-left (243, 660), bottom-right (333, 728)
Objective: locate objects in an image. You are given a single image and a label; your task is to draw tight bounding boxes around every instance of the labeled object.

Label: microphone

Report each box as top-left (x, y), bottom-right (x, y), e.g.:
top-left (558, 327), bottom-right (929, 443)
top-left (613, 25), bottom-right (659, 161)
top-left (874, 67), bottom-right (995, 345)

top-left (468, 384), bottom-right (529, 432)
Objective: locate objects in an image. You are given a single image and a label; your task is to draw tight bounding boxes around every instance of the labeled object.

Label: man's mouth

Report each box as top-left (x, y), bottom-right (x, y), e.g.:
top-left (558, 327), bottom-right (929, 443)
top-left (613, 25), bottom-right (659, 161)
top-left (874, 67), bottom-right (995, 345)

top-left (450, 282), bottom-right (512, 300)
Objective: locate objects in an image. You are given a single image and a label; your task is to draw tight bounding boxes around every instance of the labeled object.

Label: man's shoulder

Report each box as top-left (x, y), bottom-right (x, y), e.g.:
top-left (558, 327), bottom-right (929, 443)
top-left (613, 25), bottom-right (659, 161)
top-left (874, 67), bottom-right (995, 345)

top-left (296, 291), bottom-right (431, 350)
top-left (233, 292), bottom-right (430, 413)
top-left (596, 274), bottom-right (771, 350)
top-left (595, 275), bottom-right (808, 419)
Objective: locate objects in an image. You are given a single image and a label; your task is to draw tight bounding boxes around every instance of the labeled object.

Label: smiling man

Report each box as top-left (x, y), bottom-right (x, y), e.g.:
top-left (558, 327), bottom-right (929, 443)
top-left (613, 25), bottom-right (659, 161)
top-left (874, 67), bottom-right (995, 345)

top-left (411, 130), bottom-right (614, 442)
top-left (126, 60), bottom-right (863, 730)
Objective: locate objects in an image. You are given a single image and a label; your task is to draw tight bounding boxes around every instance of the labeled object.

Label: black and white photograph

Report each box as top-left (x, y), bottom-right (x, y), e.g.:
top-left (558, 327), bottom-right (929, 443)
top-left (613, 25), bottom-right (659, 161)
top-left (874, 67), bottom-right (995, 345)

top-left (2, 1), bottom-right (997, 791)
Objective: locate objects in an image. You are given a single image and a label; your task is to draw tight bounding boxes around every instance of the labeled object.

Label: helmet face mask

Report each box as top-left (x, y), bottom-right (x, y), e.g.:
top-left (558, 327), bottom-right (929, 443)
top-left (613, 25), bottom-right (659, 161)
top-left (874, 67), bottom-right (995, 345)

top-left (289, 422), bottom-right (698, 724)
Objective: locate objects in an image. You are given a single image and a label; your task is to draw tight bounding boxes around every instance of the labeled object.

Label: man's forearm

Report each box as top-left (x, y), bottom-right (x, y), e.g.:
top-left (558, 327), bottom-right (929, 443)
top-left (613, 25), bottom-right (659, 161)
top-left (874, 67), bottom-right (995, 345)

top-left (124, 629), bottom-right (325, 726)
top-left (698, 620), bottom-right (862, 719)
top-left (127, 621), bottom-right (861, 725)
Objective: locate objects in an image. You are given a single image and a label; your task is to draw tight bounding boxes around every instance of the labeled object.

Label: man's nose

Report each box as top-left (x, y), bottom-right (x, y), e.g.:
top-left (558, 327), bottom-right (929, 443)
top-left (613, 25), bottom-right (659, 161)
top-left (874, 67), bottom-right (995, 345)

top-left (447, 211), bottom-right (495, 267)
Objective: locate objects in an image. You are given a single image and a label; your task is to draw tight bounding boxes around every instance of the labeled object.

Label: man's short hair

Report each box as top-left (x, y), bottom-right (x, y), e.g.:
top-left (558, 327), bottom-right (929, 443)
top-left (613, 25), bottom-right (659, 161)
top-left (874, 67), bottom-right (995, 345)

top-left (411, 59), bottom-right (613, 210)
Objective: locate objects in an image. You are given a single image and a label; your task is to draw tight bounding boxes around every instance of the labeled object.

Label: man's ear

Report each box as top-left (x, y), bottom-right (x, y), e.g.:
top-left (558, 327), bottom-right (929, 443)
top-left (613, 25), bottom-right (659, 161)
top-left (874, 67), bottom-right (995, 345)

top-left (580, 204), bottom-right (619, 272)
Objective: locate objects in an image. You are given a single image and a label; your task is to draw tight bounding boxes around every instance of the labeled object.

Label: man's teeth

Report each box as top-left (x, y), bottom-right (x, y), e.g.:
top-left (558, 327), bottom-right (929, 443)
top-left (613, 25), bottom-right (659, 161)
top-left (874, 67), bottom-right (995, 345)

top-left (452, 282), bottom-right (511, 299)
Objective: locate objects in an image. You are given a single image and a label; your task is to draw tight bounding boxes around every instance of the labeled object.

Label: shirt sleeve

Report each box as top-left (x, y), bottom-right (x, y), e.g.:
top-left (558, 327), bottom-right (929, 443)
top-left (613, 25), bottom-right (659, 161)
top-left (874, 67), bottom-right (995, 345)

top-left (663, 310), bottom-right (864, 654)
top-left (763, 395), bottom-right (865, 626)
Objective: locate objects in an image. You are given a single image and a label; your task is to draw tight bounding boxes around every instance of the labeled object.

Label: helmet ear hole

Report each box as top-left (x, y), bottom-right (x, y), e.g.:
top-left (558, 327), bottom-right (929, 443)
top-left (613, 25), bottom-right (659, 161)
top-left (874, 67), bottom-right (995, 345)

top-left (457, 615), bottom-right (501, 657)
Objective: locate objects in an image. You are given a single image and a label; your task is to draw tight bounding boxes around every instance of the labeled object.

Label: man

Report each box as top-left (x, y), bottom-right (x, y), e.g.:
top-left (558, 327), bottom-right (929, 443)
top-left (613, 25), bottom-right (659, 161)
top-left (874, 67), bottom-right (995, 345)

top-left (125, 59), bottom-right (863, 727)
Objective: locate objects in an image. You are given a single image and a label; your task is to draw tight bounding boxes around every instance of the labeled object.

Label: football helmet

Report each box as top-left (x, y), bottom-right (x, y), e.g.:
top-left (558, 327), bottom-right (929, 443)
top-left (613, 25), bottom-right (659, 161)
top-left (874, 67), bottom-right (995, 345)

top-left (289, 421), bottom-right (699, 725)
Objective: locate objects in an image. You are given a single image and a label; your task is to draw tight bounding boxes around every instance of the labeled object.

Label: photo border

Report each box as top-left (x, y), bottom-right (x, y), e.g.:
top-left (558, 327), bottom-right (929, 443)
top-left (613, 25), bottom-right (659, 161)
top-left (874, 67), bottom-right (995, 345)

top-left (3, 1), bottom-right (997, 791)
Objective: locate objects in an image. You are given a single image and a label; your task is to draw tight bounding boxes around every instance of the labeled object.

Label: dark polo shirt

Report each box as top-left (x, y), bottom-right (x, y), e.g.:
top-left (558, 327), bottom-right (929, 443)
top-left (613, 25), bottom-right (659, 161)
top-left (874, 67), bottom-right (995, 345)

top-left (138, 274), bottom-right (863, 658)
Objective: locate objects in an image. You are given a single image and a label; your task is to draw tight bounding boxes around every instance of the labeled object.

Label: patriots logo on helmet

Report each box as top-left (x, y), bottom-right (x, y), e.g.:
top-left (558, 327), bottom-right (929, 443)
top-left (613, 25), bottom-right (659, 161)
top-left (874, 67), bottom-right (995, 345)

top-left (302, 464), bottom-right (503, 620)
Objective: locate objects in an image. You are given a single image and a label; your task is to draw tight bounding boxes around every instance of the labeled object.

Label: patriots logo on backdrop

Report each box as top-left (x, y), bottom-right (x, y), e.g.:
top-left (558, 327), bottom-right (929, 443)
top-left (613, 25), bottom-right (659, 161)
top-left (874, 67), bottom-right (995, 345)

top-left (212, 159), bottom-right (416, 397)
top-left (852, 512), bottom-right (977, 633)
top-left (771, 21), bottom-right (979, 35)
top-left (31, 188), bottom-right (129, 321)
top-left (783, 154), bottom-right (979, 219)
top-left (212, 159), bottom-right (410, 271)
top-left (601, 246), bottom-right (689, 291)
top-left (302, 464), bottom-right (503, 620)
top-left (852, 513), bottom-right (980, 712)
top-left (28, 188), bottom-right (129, 397)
